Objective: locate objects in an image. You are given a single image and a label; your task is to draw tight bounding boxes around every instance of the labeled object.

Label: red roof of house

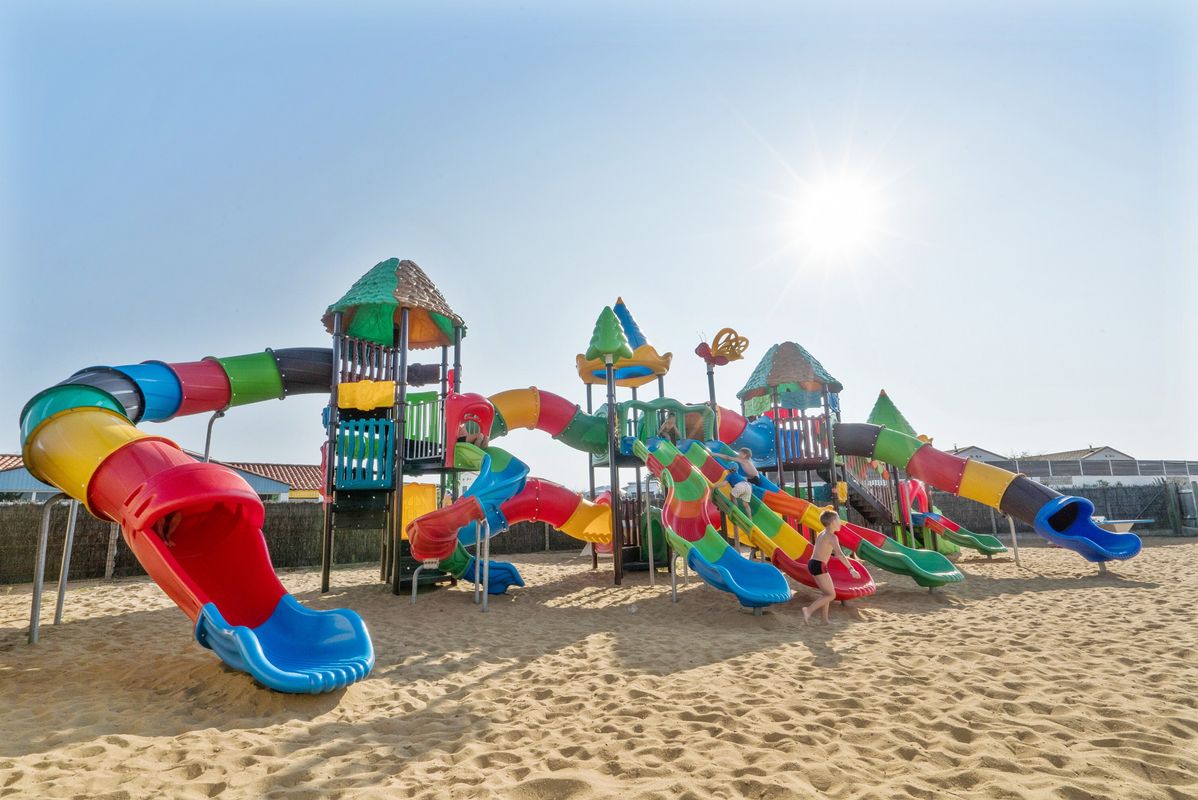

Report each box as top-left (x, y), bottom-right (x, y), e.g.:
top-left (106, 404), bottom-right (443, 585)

top-left (2, 453), bottom-right (322, 492)
top-left (223, 462), bottom-right (324, 491)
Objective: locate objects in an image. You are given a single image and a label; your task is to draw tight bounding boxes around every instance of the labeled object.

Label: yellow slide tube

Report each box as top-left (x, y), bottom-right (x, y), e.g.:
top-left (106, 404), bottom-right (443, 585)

top-left (958, 460), bottom-right (1019, 508)
top-left (489, 388), bottom-right (541, 430)
top-left (23, 407), bottom-right (164, 509)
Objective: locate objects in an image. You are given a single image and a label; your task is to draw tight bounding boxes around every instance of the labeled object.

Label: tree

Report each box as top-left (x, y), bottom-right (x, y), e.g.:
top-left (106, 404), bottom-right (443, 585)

top-left (584, 306), bottom-right (633, 363)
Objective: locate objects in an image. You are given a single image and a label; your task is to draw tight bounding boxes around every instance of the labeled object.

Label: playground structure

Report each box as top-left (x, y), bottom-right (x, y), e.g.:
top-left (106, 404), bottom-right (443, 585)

top-left (18, 256), bottom-right (1144, 693)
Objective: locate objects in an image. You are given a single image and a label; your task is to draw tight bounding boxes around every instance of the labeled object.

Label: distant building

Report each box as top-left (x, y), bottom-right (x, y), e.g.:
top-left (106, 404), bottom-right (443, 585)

top-left (1025, 446), bottom-right (1136, 462)
top-left (948, 446), bottom-right (1005, 462)
top-left (0, 454), bottom-right (295, 502)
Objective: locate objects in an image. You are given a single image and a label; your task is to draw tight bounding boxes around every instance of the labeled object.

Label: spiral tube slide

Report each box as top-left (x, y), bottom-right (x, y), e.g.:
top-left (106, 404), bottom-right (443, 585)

top-left (632, 439), bottom-right (792, 608)
top-left (407, 445), bottom-right (611, 593)
top-left (834, 424), bottom-right (1142, 563)
top-left (18, 348), bottom-right (373, 693)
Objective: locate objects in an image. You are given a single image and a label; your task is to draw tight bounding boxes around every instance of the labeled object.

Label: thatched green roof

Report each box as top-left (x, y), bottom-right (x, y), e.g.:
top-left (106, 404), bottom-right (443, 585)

top-left (737, 341), bottom-right (841, 415)
top-left (322, 258), bottom-right (462, 349)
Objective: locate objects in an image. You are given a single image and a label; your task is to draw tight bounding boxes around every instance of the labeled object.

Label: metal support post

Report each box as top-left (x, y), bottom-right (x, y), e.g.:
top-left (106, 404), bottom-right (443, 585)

top-left (29, 493), bottom-right (68, 644)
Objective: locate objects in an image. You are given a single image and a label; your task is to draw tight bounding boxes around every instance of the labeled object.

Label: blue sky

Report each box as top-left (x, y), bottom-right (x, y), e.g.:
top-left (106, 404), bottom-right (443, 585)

top-left (2, 1), bottom-right (1195, 488)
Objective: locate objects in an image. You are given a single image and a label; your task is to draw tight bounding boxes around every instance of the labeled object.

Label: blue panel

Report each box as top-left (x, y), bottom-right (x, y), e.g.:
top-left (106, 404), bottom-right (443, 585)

top-left (457, 448), bottom-right (527, 545)
top-left (194, 595), bottom-right (374, 694)
top-left (590, 365), bottom-right (654, 381)
top-left (457, 557), bottom-right (526, 594)
top-left (114, 362), bottom-right (182, 422)
top-left (335, 418), bottom-right (394, 489)
top-left (729, 417), bottom-right (778, 466)
top-left (1033, 496), bottom-right (1142, 563)
top-left (685, 547), bottom-right (791, 608)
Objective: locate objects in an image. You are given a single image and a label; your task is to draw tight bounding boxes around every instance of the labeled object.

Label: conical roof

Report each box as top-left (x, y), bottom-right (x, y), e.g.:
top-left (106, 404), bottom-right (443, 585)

top-left (322, 258), bottom-right (463, 349)
top-left (866, 390), bottom-right (917, 436)
top-left (576, 297), bottom-right (672, 388)
top-left (737, 341), bottom-right (841, 415)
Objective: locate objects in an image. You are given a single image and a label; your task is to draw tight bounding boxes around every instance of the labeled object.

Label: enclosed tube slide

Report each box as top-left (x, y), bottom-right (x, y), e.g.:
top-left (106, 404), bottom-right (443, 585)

top-left (834, 423), bottom-right (1142, 563)
top-left (20, 348), bottom-right (374, 693)
top-left (407, 445), bottom-right (611, 594)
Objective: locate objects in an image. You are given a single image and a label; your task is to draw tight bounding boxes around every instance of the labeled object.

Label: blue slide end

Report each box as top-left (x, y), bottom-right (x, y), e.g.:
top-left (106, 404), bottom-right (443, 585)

top-left (458, 557), bottom-right (525, 594)
top-left (1033, 495), bottom-right (1143, 563)
top-left (727, 417), bottom-right (779, 468)
top-left (195, 595), bottom-right (375, 694)
top-left (686, 548), bottom-right (792, 609)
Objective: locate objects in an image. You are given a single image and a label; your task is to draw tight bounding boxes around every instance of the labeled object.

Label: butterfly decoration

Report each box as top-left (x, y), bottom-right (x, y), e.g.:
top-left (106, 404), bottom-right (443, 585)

top-left (695, 327), bottom-right (750, 367)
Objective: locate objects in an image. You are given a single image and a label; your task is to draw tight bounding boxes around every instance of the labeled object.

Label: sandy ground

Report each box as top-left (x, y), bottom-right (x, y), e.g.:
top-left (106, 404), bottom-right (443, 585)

top-left (1, 540), bottom-right (1196, 800)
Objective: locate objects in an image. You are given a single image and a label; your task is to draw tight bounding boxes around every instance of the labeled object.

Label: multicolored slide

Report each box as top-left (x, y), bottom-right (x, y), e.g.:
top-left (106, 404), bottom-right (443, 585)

top-left (698, 443), bottom-right (876, 600)
top-left (20, 349), bottom-right (374, 693)
top-left (459, 388), bottom-right (873, 606)
top-left (900, 478), bottom-right (1006, 556)
top-left (754, 486), bottom-right (964, 589)
top-left (834, 423), bottom-right (1142, 563)
top-left (632, 439), bottom-right (792, 608)
top-left (407, 445), bottom-right (611, 584)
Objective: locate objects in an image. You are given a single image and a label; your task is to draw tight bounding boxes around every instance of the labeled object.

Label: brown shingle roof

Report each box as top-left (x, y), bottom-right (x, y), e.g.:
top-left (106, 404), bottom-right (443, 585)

top-left (222, 462), bottom-right (324, 491)
top-left (2, 452), bottom-right (322, 492)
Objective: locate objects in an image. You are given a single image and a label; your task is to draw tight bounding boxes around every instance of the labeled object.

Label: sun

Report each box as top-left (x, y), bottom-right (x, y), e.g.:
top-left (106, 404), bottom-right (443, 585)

top-left (791, 172), bottom-right (886, 261)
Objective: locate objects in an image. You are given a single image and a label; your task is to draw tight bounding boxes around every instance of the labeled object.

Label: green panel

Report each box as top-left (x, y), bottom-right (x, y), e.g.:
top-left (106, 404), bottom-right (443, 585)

top-left (20, 385), bottom-right (126, 445)
top-left (692, 527), bottom-right (729, 563)
top-left (553, 411), bottom-right (609, 455)
top-left (454, 442), bottom-right (487, 470)
top-left (440, 543), bottom-right (471, 576)
top-left (406, 391), bottom-right (440, 442)
top-left (872, 428), bottom-right (925, 469)
top-left (217, 352), bottom-right (285, 407)
top-left (485, 446), bottom-right (514, 472)
top-left (489, 408), bottom-right (509, 438)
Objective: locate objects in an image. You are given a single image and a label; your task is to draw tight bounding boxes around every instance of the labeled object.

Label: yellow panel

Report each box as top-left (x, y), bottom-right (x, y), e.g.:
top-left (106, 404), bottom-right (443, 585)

top-left (560, 500), bottom-right (612, 543)
top-left (23, 407), bottom-right (159, 505)
top-left (337, 380), bottom-right (396, 411)
top-left (399, 482), bottom-right (438, 540)
top-left (489, 388), bottom-right (540, 431)
top-left (958, 460), bottom-right (1019, 509)
top-left (768, 523), bottom-right (811, 560)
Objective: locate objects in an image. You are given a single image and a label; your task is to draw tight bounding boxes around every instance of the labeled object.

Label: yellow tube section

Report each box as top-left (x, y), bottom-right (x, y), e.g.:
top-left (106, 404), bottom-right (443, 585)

top-left (23, 407), bottom-right (171, 510)
top-left (489, 387), bottom-right (541, 430)
top-left (958, 460), bottom-right (1020, 508)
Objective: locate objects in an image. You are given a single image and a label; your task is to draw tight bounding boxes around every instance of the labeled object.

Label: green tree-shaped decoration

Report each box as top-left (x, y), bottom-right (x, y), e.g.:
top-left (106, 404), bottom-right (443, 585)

top-left (584, 306), bottom-right (633, 362)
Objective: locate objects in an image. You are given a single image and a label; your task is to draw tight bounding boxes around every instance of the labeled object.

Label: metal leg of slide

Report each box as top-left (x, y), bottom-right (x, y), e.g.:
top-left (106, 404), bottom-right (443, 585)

top-left (646, 521), bottom-right (656, 587)
top-left (29, 493), bottom-right (68, 645)
top-left (202, 410), bottom-right (225, 462)
top-left (481, 520), bottom-right (491, 613)
top-left (682, 554), bottom-right (690, 585)
top-left (473, 523), bottom-right (482, 606)
top-left (411, 563), bottom-right (429, 604)
top-left (669, 551), bottom-right (679, 603)
top-left (1098, 562), bottom-right (1108, 576)
top-left (753, 607), bottom-right (763, 616)
top-left (1006, 515), bottom-right (1021, 567)
top-left (53, 500), bottom-right (80, 626)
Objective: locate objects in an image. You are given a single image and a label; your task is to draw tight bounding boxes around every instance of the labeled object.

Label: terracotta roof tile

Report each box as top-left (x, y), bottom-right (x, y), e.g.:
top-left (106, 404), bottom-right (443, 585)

top-left (222, 462), bottom-right (324, 491)
top-left (0, 454), bottom-right (24, 471)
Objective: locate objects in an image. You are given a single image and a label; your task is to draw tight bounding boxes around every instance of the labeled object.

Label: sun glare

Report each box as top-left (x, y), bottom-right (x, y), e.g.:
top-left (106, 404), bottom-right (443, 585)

top-left (792, 173), bottom-right (886, 261)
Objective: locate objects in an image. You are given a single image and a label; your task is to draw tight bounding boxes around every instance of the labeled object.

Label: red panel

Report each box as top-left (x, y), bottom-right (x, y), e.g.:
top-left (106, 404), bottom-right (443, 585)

top-left (95, 457), bottom-right (279, 627)
top-left (444, 392), bottom-right (496, 466)
top-left (88, 438), bottom-right (192, 522)
top-left (167, 360), bottom-right (232, 417)
top-left (504, 479), bottom-right (583, 528)
top-left (537, 391), bottom-right (580, 437)
top-left (905, 446), bottom-right (968, 494)
top-left (665, 457), bottom-right (692, 484)
top-left (408, 496), bottom-right (485, 561)
top-left (716, 406), bottom-right (748, 445)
